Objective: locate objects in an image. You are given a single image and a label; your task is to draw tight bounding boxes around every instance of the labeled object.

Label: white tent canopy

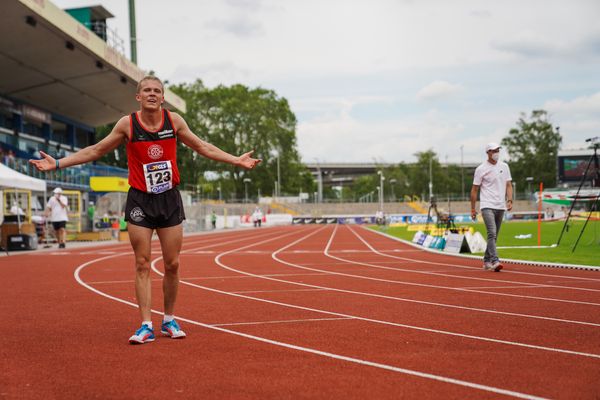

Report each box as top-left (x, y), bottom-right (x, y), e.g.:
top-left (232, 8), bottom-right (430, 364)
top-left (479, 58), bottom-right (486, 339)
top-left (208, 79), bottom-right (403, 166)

top-left (0, 163), bottom-right (47, 192)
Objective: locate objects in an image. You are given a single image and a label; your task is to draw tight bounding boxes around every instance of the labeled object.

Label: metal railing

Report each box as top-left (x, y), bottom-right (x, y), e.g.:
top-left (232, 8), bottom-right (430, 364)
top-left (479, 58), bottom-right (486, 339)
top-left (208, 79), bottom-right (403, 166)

top-left (1, 157), bottom-right (127, 190)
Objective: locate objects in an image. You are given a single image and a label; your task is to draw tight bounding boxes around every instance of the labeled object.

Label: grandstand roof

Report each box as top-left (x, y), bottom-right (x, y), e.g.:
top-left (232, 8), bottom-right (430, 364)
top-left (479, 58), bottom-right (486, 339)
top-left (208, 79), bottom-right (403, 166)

top-left (0, 0), bottom-right (186, 127)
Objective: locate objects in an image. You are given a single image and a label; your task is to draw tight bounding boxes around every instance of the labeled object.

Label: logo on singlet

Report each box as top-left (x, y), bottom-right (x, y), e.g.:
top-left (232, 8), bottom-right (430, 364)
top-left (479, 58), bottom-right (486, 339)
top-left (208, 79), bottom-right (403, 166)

top-left (148, 144), bottom-right (163, 160)
top-left (157, 129), bottom-right (174, 138)
top-left (130, 207), bottom-right (145, 222)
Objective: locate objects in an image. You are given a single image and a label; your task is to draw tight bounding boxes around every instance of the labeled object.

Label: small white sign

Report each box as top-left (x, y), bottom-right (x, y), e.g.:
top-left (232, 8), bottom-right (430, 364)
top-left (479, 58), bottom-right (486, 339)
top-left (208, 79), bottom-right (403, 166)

top-left (445, 233), bottom-right (470, 253)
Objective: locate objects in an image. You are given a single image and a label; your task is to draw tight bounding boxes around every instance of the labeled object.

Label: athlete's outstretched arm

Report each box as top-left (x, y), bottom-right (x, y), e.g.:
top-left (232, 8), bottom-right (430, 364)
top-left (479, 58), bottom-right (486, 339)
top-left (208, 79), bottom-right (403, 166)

top-left (30, 117), bottom-right (129, 171)
top-left (173, 113), bottom-right (261, 170)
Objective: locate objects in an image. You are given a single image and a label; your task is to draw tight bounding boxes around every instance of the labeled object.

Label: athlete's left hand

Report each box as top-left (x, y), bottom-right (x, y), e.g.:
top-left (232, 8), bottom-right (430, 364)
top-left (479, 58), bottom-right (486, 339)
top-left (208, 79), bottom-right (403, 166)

top-left (237, 150), bottom-right (262, 169)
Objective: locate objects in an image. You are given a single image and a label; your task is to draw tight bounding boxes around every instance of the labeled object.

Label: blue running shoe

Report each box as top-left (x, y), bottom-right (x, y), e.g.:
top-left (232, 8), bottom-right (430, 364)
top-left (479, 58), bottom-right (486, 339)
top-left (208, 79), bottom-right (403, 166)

top-left (161, 319), bottom-right (186, 339)
top-left (128, 324), bottom-right (155, 344)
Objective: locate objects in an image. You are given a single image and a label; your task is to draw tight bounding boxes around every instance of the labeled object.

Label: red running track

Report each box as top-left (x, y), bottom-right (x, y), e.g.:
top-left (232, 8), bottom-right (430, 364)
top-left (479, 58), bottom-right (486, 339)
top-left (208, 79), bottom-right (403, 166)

top-left (1, 224), bottom-right (600, 399)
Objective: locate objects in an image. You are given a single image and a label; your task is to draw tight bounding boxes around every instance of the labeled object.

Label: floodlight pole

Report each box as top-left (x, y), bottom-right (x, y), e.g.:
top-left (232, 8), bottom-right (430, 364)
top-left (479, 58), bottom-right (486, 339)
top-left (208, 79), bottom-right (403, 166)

top-left (243, 178), bottom-right (251, 203)
top-left (129, 0), bottom-right (137, 64)
top-left (277, 155), bottom-right (281, 198)
top-left (460, 145), bottom-right (465, 200)
top-left (378, 170), bottom-right (385, 212)
top-left (428, 157), bottom-right (433, 201)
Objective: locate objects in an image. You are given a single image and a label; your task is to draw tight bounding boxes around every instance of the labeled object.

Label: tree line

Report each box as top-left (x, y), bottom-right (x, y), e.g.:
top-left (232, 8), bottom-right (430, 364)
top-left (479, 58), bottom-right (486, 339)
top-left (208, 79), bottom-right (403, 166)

top-left (95, 81), bottom-right (562, 202)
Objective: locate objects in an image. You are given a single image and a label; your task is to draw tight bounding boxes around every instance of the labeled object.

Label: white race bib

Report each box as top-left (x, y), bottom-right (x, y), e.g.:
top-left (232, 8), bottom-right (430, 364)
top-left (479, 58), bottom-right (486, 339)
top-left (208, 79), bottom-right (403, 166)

top-left (143, 160), bottom-right (173, 194)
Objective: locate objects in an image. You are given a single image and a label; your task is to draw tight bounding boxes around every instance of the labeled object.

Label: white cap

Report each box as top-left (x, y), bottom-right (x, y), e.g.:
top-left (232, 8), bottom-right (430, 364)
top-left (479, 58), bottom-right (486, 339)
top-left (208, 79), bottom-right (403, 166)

top-left (53, 187), bottom-right (63, 194)
top-left (485, 142), bottom-right (501, 152)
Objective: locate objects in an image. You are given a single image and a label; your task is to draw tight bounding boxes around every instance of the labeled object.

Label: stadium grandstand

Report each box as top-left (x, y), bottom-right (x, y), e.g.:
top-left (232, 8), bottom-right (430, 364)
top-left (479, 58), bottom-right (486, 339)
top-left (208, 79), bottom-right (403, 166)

top-left (0, 0), bottom-right (184, 225)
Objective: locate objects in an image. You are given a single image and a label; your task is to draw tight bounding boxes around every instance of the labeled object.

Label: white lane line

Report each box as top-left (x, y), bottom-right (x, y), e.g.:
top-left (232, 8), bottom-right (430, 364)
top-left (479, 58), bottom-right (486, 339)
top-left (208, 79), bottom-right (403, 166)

top-left (169, 227), bottom-right (600, 355)
top-left (211, 317), bottom-right (352, 327)
top-left (314, 226), bottom-right (600, 307)
top-left (346, 225), bottom-right (600, 294)
top-left (83, 229), bottom-right (288, 285)
top-left (249, 227), bottom-right (600, 326)
top-left (174, 225), bottom-right (600, 327)
top-left (365, 226), bottom-right (600, 283)
top-left (458, 285), bottom-right (553, 290)
top-left (230, 288), bottom-right (328, 294)
top-left (182, 273), bottom-right (335, 281)
top-left (74, 254), bottom-right (547, 400)
top-left (294, 229), bottom-right (600, 326)
top-left (86, 272), bottom-right (341, 285)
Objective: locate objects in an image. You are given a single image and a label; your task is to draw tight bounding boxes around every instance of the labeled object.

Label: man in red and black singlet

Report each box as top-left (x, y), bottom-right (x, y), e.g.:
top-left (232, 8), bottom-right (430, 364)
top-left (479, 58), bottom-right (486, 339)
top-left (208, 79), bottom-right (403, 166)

top-left (127, 107), bottom-right (180, 194)
top-left (30, 76), bottom-right (261, 344)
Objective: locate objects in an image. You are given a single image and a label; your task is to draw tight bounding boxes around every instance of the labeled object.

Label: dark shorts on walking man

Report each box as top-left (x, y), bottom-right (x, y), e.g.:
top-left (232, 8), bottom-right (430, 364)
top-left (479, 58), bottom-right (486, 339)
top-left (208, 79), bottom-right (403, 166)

top-left (52, 221), bottom-right (67, 231)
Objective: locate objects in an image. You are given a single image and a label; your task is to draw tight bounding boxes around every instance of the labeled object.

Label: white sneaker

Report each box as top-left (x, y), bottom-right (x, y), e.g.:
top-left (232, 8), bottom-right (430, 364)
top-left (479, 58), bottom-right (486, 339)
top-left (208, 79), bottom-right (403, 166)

top-left (128, 324), bottom-right (155, 344)
top-left (161, 319), bottom-right (186, 339)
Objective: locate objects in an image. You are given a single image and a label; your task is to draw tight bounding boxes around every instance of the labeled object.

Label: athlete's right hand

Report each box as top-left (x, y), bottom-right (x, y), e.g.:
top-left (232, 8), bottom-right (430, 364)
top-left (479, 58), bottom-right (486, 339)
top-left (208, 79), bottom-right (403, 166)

top-left (29, 151), bottom-right (57, 171)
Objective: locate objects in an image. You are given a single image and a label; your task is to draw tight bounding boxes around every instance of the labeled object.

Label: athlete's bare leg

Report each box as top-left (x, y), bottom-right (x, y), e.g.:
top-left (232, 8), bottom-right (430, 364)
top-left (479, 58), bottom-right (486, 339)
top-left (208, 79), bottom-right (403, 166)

top-left (156, 223), bottom-right (183, 315)
top-left (128, 223), bottom-right (154, 321)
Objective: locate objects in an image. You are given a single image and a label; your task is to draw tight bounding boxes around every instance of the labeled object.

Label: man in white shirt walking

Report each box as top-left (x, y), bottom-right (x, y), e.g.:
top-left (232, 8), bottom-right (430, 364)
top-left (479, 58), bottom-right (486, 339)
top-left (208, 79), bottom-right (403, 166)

top-left (470, 143), bottom-right (513, 271)
top-left (46, 187), bottom-right (69, 249)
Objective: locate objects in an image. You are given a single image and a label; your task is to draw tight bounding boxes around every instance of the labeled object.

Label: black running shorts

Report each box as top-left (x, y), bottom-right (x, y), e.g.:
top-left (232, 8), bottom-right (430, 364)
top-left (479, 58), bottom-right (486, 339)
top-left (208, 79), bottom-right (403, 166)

top-left (124, 187), bottom-right (185, 229)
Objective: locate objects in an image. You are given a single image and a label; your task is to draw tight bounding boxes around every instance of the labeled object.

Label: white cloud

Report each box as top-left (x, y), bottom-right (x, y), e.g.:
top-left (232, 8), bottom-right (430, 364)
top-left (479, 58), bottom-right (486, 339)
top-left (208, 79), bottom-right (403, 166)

top-left (50, 0), bottom-right (600, 163)
top-left (416, 81), bottom-right (463, 102)
top-left (545, 92), bottom-right (600, 115)
top-left (297, 100), bottom-right (469, 164)
top-left (544, 92), bottom-right (600, 149)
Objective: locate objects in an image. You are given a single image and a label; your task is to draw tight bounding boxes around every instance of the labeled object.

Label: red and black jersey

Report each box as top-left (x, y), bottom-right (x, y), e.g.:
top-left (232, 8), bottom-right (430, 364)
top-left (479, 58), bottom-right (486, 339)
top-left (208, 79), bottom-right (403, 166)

top-left (126, 109), bottom-right (180, 193)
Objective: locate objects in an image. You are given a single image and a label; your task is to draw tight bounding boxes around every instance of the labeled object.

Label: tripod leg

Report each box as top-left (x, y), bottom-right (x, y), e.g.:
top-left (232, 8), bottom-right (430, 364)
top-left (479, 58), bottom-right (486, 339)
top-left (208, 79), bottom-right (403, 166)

top-left (557, 154), bottom-right (595, 246)
top-left (572, 195), bottom-right (599, 252)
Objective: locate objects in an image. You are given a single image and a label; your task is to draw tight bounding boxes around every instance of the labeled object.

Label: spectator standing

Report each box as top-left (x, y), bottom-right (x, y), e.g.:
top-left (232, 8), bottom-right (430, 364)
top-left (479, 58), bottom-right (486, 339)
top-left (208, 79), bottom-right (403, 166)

top-left (45, 187), bottom-right (69, 248)
top-left (252, 206), bottom-right (263, 227)
top-left (87, 201), bottom-right (95, 231)
top-left (211, 211), bottom-right (217, 229)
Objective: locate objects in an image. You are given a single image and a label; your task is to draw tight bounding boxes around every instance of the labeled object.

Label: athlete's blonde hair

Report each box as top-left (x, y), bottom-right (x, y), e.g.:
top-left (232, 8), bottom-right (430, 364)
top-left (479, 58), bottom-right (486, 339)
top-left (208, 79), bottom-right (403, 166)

top-left (136, 75), bottom-right (164, 93)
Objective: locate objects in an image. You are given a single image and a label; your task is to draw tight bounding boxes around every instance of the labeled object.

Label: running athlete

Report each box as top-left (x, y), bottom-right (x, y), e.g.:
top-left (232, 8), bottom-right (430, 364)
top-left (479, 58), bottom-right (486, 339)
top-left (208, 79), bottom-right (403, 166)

top-left (30, 76), bottom-right (261, 344)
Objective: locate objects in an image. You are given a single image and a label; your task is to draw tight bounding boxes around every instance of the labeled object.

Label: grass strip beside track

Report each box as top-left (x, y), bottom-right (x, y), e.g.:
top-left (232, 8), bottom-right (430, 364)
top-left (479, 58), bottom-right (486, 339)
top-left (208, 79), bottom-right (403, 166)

top-left (372, 220), bottom-right (599, 267)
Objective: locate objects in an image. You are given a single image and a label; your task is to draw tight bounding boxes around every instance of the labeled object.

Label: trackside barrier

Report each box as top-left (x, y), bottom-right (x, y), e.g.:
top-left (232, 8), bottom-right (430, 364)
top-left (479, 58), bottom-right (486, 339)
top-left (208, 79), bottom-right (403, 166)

top-left (411, 230), bottom-right (486, 254)
top-left (292, 216), bottom-right (376, 225)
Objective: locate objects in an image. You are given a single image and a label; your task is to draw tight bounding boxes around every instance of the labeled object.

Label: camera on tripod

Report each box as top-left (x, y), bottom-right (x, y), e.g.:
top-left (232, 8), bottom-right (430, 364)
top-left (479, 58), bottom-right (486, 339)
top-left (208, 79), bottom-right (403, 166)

top-left (557, 135), bottom-right (600, 252)
top-left (585, 136), bottom-right (599, 145)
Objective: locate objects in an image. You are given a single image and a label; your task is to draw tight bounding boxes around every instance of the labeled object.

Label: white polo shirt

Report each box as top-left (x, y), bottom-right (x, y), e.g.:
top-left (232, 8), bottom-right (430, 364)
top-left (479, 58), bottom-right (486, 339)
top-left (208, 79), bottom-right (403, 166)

top-left (473, 160), bottom-right (512, 210)
top-left (46, 195), bottom-right (69, 222)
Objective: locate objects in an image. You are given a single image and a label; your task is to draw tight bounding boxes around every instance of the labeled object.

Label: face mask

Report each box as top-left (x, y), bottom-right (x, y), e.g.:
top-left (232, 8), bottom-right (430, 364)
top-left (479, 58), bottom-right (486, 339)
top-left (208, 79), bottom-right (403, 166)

top-left (491, 153), bottom-right (500, 162)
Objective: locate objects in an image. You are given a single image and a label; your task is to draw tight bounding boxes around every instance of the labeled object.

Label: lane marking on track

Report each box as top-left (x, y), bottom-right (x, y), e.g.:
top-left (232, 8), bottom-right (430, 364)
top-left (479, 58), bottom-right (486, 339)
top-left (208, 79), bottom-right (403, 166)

top-left (211, 317), bottom-right (353, 327)
top-left (164, 227), bottom-right (600, 356)
top-left (346, 225), bottom-right (600, 294)
top-left (311, 226), bottom-right (600, 305)
top-left (183, 273), bottom-right (336, 280)
top-left (365, 227), bottom-right (600, 282)
top-left (246, 227), bottom-right (600, 326)
top-left (457, 285), bottom-right (553, 290)
top-left (72, 240), bottom-right (549, 400)
top-left (82, 229), bottom-right (291, 285)
top-left (230, 288), bottom-right (328, 294)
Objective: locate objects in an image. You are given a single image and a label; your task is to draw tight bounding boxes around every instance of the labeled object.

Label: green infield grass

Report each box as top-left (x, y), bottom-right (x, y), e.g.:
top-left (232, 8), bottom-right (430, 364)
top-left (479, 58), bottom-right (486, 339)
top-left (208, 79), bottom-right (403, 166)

top-left (371, 219), bottom-right (600, 267)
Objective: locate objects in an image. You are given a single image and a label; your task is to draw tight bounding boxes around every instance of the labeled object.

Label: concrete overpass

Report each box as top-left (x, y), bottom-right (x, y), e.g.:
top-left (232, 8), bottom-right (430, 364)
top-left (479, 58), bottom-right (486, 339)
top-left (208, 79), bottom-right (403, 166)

top-left (304, 162), bottom-right (478, 186)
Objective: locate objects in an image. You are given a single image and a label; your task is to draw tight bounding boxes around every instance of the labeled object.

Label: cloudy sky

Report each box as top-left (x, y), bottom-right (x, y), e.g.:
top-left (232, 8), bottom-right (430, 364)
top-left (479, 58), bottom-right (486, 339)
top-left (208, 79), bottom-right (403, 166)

top-left (54, 0), bottom-right (600, 164)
